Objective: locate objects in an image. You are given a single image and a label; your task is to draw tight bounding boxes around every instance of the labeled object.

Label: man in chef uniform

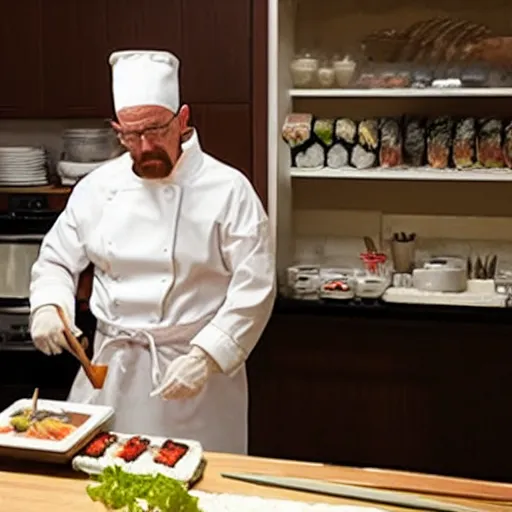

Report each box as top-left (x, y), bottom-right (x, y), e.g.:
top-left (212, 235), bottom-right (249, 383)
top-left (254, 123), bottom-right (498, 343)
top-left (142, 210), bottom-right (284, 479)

top-left (29, 50), bottom-right (276, 454)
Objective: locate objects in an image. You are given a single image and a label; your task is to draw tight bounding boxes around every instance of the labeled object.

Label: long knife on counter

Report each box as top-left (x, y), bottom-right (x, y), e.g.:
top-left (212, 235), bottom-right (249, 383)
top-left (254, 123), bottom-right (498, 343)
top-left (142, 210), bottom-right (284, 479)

top-left (221, 472), bottom-right (486, 512)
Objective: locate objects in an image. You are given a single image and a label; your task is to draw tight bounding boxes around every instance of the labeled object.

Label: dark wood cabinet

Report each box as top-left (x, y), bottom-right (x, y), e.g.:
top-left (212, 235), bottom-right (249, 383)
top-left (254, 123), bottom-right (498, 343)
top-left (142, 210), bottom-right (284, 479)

top-left (190, 104), bottom-right (252, 178)
top-left (181, 0), bottom-right (251, 103)
top-left (0, 1), bottom-right (43, 117)
top-left (1, 0), bottom-right (251, 116)
top-left (247, 302), bottom-right (512, 483)
top-left (41, 1), bottom-right (110, 117)
top-left (0, 0), bottom-right (267, 205)
top-left (105, 0), bottom-right (182, 53)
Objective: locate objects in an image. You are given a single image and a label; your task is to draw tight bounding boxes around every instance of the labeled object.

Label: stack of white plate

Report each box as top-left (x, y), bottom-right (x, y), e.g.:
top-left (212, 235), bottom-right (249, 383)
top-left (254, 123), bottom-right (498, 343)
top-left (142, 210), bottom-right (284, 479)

top-left (0, 146), bottom-right (48, 187)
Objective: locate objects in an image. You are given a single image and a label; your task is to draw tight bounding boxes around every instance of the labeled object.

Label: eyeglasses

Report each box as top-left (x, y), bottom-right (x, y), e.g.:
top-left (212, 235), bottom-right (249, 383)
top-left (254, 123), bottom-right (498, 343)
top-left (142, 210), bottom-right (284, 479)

top-left (110, 114), bottom-right (177, 148)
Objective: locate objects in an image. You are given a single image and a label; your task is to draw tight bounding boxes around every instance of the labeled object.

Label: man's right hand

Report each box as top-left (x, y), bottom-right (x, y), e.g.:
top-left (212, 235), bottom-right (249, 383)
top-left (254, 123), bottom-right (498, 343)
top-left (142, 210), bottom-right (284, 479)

top-left (30, 305), bottom-right (70, 356)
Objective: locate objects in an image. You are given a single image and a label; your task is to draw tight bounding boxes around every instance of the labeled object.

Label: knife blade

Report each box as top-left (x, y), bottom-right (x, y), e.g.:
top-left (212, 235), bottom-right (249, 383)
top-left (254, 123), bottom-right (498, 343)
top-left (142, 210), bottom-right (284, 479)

top-left (221, 472), bottom-right (486, 512)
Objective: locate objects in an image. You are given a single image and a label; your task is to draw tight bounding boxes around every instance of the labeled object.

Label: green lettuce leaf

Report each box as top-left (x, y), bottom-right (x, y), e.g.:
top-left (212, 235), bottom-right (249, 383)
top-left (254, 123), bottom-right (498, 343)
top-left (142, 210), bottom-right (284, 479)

top-left (86, 466), bottom-right (202, 511)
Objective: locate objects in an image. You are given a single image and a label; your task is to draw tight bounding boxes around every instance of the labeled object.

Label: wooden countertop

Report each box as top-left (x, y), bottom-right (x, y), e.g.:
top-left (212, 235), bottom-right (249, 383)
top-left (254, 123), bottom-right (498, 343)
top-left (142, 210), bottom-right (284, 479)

top-left (0, 453), bottom-right (511, 511)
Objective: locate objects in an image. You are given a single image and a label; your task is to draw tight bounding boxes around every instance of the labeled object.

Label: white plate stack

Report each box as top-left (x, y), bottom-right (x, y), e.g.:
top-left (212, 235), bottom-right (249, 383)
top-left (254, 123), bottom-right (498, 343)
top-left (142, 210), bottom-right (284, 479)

top-left (0, 146), bottom-right (48, 187)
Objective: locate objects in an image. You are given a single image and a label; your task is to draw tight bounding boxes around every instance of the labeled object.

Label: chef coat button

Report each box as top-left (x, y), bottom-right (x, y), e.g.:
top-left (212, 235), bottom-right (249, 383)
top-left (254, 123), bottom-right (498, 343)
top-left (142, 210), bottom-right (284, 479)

top-left (163, 248), bottom-right (168, 254)
top-left (113, 299), bottom-right (120, 307)
top-left (165, 187), bottom-right (174, 197)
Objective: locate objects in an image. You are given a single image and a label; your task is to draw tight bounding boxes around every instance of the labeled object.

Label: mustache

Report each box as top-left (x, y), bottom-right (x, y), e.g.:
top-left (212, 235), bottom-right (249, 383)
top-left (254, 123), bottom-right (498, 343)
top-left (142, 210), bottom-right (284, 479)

top-left (139, 150), bottom-right (172, 165)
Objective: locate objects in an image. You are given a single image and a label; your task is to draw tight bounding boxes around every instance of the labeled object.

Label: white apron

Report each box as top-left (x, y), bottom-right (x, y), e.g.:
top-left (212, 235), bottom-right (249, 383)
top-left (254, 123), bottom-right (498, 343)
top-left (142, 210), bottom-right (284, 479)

top-left (68, 316), bottom-right (248, 454)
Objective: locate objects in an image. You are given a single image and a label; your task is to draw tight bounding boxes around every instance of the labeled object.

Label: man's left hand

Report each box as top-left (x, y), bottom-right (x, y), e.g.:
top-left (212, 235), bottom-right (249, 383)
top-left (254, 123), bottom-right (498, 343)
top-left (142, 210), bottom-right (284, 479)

top-left (150, 346), bottom-right (219, 400)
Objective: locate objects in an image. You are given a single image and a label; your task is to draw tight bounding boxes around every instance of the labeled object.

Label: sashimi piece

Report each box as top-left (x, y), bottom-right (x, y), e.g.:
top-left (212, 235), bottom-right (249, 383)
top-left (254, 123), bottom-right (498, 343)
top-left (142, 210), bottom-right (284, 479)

top-left (154, 439), bottom-right (189, 468)
top-left (116, 436), bottom-right (150, 463)
top-left (82, 432), bottom-right (118, 458)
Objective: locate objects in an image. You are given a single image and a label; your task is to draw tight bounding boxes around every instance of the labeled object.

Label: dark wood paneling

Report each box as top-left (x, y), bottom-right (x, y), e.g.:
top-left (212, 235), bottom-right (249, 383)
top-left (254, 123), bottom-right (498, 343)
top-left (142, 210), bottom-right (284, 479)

top-left (190, 104), bottom-right (252, 178)
top-left (0, 0), bottom-right (43, 117)
top-left (247, 310), bottom-right (512, 482)
top-left (181, 0), bottom-right (251, 103)
top-left (41, 1), bottom-right (110, 117)
top-left (106, 0), bottom-right (182, 55)
top-left (251, 0), bottom-right (269, 209)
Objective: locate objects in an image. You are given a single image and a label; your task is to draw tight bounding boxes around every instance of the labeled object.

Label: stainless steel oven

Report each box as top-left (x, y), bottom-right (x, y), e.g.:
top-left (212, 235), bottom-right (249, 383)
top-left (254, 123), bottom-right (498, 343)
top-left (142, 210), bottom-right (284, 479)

top-left (0, 194), bottom-right (60, 351)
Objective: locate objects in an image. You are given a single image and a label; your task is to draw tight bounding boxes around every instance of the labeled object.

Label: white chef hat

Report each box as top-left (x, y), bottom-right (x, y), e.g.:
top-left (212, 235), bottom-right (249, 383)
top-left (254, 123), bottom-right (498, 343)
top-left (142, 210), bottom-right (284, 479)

top-left (109, 50), bottom-right (180, 113)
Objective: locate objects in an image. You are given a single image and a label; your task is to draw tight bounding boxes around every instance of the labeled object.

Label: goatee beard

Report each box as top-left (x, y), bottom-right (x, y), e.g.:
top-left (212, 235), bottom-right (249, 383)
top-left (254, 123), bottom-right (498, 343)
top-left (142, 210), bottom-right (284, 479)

top-left (133, 150), bottom-right (173, 179)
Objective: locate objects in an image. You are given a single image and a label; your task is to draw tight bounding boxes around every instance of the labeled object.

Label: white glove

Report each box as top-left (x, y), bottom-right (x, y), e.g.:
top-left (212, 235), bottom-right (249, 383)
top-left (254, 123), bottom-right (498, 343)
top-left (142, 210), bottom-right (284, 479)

top-left (30, 305), bottom-right (82, 356)
top-left (150, 346), bottom-right (220, 400)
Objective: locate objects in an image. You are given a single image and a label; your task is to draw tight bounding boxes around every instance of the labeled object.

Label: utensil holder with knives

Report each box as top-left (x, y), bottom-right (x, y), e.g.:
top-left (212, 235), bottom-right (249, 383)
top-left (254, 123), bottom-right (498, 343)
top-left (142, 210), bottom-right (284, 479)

top-left (390, 232), bottom-right (416, 274)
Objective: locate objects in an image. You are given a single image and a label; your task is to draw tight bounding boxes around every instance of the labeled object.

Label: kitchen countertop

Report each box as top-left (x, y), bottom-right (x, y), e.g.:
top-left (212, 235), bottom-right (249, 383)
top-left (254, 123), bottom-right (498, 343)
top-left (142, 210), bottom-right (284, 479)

top-left (0, 452), bottom-right (510, 511)
top-left (274, 295), bottom-right (512, 324)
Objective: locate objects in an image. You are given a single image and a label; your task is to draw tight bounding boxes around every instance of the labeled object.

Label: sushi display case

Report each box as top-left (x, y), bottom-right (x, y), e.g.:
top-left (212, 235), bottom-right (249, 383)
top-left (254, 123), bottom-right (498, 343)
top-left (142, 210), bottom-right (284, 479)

top-left (269, 0), bottom-right (512, 301)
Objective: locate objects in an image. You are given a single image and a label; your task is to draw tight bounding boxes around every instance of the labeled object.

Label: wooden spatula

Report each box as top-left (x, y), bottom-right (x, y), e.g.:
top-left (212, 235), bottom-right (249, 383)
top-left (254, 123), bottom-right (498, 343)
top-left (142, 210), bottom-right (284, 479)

top-left (55, 306), bottom-right (108, 389)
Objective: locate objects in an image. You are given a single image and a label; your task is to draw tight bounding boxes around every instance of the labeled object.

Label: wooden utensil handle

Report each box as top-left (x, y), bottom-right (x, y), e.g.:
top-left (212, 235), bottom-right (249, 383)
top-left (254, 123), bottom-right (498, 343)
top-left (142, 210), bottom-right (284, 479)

top-left (55, 307), bottom-right (95, 374)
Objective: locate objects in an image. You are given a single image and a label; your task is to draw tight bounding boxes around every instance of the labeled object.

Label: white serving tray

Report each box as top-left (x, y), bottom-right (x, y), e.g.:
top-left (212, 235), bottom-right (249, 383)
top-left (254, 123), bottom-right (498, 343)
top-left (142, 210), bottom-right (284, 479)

top-left (0, 399), bottom-right (114, 462)
top-left (72, 432), bottom-right (204, 485)
top-left (382, 287), bottom-right (506, 308)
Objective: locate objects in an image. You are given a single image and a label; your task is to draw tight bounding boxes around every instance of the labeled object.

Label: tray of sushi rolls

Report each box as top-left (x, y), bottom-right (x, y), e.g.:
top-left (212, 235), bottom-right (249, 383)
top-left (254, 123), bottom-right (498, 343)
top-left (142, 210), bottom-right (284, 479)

top-left (283, 113), bottom-right (512, 173)
top-left (72, 431), bottom-right (206, 486)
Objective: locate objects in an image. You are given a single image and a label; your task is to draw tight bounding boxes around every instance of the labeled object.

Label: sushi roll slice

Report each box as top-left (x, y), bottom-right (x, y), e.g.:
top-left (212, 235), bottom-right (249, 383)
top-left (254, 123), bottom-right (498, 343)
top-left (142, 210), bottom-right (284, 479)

top-left (281, 113), bottom-right (312, 149)
top-left (477, 119), bottom-right (504, 168)
top-left (294, 143), bottom-right (324, 169)
top-left (327, 118), bottom-right (357, 169)
top-left (336, 118), bottom-right (357, 145)
top-left (154, 439), bottom-right (189, 468)
top-left (403, 118), bottom-right (426, 167)
top-left (116, 436), bottom-right (150, 463)
top-left (379, 118), bottom-right (403, 167)
top-left (313, 118), bottom-right (334, 147)
top-left (351, 119), bottom-right (379, 169)
top-left (453, 118), bottom-right (477, 169)
top-left (81, 432), bottom-right (118, 458)
top-left (282, 113), bottom-right (322, 169)
top-left (427, 117), bottom-right (453, 169)
top-left (503, 121), bottom-right (512, 168)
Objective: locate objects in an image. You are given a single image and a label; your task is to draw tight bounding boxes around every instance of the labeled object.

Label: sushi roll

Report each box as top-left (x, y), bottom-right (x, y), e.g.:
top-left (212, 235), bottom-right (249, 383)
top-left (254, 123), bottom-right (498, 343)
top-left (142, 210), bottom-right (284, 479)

top-left (453, 118), bottom-right (477, 169)
top-left (313, 118), bottom-right (334, 147)
top-left (403, 117), bottom-right (426, 167)
top-left (81, 432), bottom-right (118, 458)
top-left (282, 113), bottom-right (323, 169)
top-left (427, 117), bottom-right (453, 169)
top-left (327, 118), bottom-right (357, 169)
top-left (351, 119), bottom-right (379, 169)
top-left (379, 118), bottom-right (403, 167)
top-left (281, 113), bottom-right (312, 148)
top-left (503, 121), bottom-right (512, 168)
top-left (154, 439), bottom-right (189, 468)
top-left (116, 436), bottom-right (151, 463)
top-left (477, 119), bottom-right (504, 168)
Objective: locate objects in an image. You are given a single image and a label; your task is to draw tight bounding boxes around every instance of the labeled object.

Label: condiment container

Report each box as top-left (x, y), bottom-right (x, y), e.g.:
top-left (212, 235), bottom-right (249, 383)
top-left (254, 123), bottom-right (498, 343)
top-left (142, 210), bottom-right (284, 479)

top-left (317, 59), bottom-right (335, 88)
top-left (333, 55), bottom-right (356, 87)
top-left (290, 51), bottom-right (318, 88)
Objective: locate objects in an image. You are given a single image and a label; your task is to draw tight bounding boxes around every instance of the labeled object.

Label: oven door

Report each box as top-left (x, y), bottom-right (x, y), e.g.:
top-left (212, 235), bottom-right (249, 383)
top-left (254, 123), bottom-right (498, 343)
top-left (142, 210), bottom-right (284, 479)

top-left (0, 235), bottom-right (42, 301)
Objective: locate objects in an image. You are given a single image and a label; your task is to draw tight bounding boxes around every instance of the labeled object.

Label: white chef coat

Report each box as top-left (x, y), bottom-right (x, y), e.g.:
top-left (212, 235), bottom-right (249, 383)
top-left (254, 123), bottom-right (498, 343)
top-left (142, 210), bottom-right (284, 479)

top-left (29, 129), bottom-right (276, 453)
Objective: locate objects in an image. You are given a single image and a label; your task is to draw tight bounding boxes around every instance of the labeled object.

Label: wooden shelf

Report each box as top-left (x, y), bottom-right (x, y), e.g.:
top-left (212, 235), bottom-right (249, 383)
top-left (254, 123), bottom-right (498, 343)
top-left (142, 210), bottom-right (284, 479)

top-left (290, 167), bottom-right (512, 182)
top-left (289, 88), bottom-right (512, 98)
top-left (0, 185), bottom-right (71, 194)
